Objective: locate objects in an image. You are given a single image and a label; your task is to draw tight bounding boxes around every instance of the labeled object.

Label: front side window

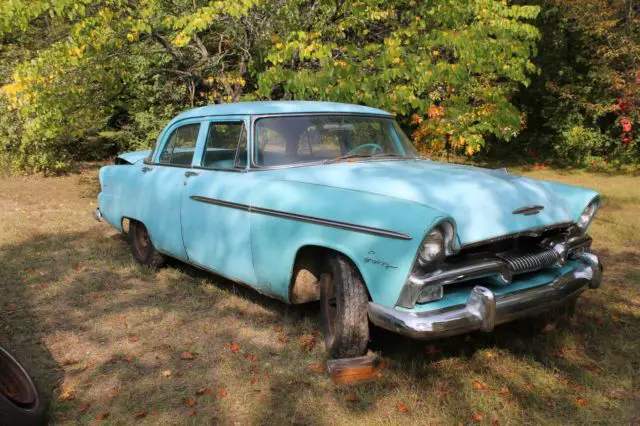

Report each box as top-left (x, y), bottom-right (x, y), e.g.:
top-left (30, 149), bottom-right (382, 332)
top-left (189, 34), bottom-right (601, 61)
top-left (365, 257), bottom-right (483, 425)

top-left (253, 115), bottom-right (419, 167)
top-left (202, 122), bottom-right (247, 169)
top-left (159, 123), bottom-right (200, 166)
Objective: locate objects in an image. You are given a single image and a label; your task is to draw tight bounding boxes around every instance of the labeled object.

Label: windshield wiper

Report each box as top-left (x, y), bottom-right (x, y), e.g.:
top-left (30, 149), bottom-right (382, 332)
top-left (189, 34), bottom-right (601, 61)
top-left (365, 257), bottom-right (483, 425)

top-left (323, 153), bottom-right (370, 164)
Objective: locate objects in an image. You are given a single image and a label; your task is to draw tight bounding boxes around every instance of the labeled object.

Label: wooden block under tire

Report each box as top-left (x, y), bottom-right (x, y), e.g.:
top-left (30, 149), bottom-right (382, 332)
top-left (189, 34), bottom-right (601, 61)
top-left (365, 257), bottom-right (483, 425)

top-left (327, 354), bottom-right (385, 384)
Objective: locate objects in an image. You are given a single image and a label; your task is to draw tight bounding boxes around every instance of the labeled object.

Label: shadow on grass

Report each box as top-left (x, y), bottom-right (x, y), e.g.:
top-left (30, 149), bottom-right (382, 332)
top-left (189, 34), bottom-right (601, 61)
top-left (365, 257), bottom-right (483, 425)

top-left (1, 225), bottom-right (638, 424)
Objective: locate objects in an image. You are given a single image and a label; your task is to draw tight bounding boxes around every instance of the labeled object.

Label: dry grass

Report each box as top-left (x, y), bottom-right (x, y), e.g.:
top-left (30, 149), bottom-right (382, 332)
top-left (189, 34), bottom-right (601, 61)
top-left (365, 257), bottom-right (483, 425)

top-left (0, 164), bottom-right (638, 425)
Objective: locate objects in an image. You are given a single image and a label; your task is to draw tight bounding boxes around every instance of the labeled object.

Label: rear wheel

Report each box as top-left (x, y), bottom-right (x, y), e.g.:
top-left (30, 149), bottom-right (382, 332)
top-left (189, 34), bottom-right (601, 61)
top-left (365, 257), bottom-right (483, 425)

top-left (128, 220), bottom-right (166, 268)
top-left (320, 254), bottom-right (369, 358)
top-left (0, 346), bottom-right (46, 426)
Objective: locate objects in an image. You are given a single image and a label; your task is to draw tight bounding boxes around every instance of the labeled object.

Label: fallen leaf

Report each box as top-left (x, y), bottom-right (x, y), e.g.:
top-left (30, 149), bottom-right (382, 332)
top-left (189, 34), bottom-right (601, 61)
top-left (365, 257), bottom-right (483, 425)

top-left (229, 342), bottom-right (240, 353)
top-left (500, 387), bottom-right (510, 397)
top-left (472, 380), bottom-right (487, 391)
top-left (246, 353), bottom-right (257, 362)
top-left (188, 409), bottom-right (197, 417)
top-left (134, 410), bottom-right (148, 419)
top-left (575, 397), bottom-right (587, 406)
top-left (59, 390), bottom-right (75, 401)
top-left (196, 387), bottom-right (213, 395)
top-left (610, 314), bottom-right (619, 323)
top-left (161, 370), bottom-right (172, 377)
top-left (471, 412), bottom-right (483, 422)
top-left (79, 403), bottom-right (90, 413)
top-left (396, 402), bottom-right (408, 413)
top-left (219, 388), bottom-right (228, 398)
top-left (299, 334), bottom-right (317, 351)
top-left (274, 326), bottom-right (283, 333)
top-left (345, 393), bottom-right (359, 402)
top-left (95, 411), bottom-right (110, 420)
top-left (309, 363), bottom-right (324, 373)
top-left (438, 387), bottom-right (452, 396)
top-left (181, 352), bottom-right (195, 360)
top-left (607, 390), bottom-right (632, 400)
top-left (184, 398), bottom-right (197, 408)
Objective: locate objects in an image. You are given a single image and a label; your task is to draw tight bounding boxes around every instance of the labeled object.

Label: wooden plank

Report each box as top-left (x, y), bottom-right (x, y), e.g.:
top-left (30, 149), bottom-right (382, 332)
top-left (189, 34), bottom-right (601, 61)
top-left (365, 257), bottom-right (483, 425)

top-left (327, 354), bottom-right (385, 384)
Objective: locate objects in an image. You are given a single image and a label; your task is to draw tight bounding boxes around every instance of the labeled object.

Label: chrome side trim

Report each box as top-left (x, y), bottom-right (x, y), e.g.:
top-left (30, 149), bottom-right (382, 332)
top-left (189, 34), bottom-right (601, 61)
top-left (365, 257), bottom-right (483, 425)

top-left (369, 253), bottom-right (602, 340)
top-left (93, 208), bottom-right (102, 222)
top-left (189, 195), bottom-right (412, 240)
top-left (396, 234), bottom-right (592, 308)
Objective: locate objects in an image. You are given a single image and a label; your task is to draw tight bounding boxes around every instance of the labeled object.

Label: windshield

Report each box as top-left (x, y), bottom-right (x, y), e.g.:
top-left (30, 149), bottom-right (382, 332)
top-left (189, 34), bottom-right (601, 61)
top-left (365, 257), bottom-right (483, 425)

top-left (253, 115), bottom-right (419, 167)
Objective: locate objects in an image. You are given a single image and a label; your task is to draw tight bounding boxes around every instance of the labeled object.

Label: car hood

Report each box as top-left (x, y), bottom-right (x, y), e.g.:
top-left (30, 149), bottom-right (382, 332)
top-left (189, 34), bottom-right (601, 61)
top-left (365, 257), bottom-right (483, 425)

top-left (272, 160), bottom-right (594, 245)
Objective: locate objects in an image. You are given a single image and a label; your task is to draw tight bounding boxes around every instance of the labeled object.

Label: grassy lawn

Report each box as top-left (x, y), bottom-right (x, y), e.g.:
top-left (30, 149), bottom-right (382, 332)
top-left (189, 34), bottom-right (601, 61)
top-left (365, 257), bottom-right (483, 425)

top-left (0, 165), bottom-right (638, 425)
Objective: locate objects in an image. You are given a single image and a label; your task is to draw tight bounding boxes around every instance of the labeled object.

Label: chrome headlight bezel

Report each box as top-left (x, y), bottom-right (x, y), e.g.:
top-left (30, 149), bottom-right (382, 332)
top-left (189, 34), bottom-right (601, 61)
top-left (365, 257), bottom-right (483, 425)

top-left (576, 197), bottom-right (599, 233)
top-left (417, 221), bottom-right (457, 268)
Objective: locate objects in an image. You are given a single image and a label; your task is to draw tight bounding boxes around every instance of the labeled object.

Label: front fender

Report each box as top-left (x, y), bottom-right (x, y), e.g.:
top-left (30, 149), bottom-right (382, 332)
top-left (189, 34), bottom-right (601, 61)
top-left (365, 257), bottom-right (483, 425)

top-left (249, 179), bottom-right (452, 306)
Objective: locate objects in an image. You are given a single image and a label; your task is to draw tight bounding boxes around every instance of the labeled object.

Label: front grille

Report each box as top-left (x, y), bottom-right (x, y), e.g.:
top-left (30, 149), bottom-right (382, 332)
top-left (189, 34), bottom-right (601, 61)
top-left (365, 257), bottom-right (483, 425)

top-left (497, 248), bottom-right (560, 274)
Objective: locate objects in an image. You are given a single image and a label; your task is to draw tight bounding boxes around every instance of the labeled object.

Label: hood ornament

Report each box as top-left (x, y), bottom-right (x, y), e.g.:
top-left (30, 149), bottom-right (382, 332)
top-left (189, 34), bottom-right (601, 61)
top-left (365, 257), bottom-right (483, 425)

top-left (512, 205), bottom-right (544, 216)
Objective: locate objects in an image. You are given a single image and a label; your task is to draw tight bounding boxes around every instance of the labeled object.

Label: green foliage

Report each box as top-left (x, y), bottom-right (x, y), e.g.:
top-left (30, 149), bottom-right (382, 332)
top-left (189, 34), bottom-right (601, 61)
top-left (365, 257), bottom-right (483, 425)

top-left (509, 0), bottom-right (639, 164)
top-left (0, 0), bottom-right (636, 173)
top-left (257, 0), bottom-right (540, 156)
top-left (554, 126), bottom-right (611, 164)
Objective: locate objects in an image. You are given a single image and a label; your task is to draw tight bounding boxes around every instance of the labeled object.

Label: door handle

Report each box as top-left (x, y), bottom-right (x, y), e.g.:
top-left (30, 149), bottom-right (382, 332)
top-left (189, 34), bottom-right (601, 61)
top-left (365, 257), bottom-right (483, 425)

top-left (141, 166), bottom-right (153, 173)
top-left (184, 171), bottom-right (200, 178)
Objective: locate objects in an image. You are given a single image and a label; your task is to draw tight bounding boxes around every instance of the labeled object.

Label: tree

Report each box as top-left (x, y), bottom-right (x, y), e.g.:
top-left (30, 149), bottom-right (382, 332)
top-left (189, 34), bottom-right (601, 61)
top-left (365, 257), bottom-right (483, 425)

top-left (257, 0), bottom-right (540, 156)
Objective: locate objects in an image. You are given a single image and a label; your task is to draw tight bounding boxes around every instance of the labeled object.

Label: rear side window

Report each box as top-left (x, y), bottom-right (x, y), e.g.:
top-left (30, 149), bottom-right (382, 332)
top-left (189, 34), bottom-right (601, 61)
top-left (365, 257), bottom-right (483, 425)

top-left (159, 123), bottom-right (200, 166)
top-left (201, 122), bottom-right (247, 169)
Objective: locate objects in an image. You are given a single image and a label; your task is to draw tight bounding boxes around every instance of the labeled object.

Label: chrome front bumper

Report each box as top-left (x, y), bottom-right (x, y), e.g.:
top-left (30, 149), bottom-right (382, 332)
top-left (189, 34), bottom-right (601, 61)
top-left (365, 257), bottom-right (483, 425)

top-left (368, 253), bottom-right (602, 340)
top-left (93, 208), bottom-right (102, 222)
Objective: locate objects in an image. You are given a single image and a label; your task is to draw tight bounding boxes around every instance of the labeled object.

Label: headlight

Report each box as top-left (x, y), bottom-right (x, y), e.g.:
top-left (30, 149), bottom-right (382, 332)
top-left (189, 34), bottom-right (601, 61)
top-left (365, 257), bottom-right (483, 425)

top-left (576, 199), bottom-right (599, 231)
top-left (418, 227), bottom-right (445, 265)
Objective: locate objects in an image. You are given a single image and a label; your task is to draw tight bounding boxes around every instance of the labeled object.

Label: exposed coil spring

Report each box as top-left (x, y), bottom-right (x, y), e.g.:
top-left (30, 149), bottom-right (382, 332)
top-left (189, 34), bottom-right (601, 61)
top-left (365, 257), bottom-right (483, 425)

top-left (497, 248), bottom-right (560, 274)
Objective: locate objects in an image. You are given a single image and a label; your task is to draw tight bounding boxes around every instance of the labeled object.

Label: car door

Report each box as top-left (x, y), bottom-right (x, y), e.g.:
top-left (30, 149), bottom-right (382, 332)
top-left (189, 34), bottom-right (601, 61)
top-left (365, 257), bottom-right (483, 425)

top-left (137, 120), bottom-right (204, 261)
top-left (180, 117), bottom-right (258, 286)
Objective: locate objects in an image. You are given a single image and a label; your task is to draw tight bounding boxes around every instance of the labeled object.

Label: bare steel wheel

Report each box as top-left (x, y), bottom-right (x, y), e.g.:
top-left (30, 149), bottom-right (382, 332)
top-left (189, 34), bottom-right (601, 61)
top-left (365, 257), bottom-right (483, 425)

top-left (0, 346), bottom-right (46, 426)
top-left (128, 220), bottom-right (166, 268)
top-left (320, 254), bottom-right (369, 358)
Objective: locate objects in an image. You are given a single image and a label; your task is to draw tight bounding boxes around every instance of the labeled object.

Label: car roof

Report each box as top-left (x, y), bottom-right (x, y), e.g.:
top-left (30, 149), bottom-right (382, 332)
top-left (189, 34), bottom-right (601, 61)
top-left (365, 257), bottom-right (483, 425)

top-left (169, 101), bottom-right (392, 124)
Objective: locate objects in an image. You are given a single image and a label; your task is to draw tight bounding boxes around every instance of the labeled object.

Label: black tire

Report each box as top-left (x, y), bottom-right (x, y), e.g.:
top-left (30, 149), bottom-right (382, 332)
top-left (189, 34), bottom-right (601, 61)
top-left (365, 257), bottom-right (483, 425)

top-left (320, 254), bottom-right (369, 358)
top-left (0, 346), bottom-right (47, 426)
top-left (128, 220), bottom-right (166, 268)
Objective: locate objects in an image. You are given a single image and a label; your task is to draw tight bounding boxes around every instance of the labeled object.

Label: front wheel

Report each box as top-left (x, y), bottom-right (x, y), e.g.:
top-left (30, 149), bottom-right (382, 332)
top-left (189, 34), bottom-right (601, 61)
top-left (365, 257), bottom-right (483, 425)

top-left (128, 220), bottom-right (166, 268)
top-left (320, 254), bottom-right (370, 358)
top-left (0, 346), bottom-right (47, 426)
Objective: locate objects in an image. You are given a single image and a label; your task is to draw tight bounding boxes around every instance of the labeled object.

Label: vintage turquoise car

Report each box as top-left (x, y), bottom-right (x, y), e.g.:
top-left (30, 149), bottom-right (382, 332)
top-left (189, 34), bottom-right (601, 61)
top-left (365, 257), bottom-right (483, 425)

top-left (95, 101), bottom-right (603, 358)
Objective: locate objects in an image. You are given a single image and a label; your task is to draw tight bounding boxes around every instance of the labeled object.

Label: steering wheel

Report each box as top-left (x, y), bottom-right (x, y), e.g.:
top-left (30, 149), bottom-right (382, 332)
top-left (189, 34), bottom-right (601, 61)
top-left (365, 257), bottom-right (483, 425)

top-left (347, 143), bottom-right (384, 155)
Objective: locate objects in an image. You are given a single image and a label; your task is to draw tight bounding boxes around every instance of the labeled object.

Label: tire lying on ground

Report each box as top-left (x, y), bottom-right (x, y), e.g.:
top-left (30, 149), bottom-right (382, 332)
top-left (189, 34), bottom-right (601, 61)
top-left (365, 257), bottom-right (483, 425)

top-left (0, 345), bottom-right (47, 426)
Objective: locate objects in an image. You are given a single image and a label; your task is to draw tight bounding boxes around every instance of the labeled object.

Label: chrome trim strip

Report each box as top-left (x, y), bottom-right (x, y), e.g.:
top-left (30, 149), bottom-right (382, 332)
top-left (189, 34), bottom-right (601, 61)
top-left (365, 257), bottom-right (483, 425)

top-left (396, 234), bottom-right (592, 308)
top-left (512, 205), bottom-right (544, 215)
top-left (369, 253), bottom-right (602, 340)
top-left (461, 222), bottom-right (574, 249)
top-left (93, 208), bottom-right (102, 222)
top-left (189, 195), bottom-right (412, 240)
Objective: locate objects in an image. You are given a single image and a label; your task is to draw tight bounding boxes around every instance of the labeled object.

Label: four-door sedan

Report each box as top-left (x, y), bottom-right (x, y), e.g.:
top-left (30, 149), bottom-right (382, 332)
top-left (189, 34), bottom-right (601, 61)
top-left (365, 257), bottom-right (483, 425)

top-left (95, 101), bottom-right (602, 358)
